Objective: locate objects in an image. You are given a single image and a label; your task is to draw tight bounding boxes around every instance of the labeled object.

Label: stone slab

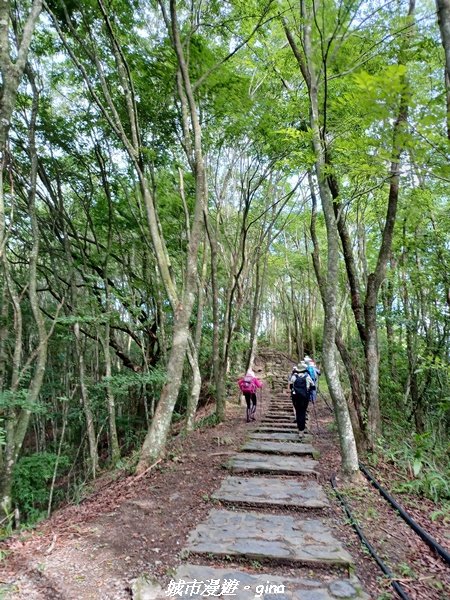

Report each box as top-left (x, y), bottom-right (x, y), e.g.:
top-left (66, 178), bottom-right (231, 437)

top-left (263, 414), bottom-right (292, 420)
top-left (242, 440), bottom-right (316, 456)
top-left (264, 414), bottom-right (294, 420)
top-left (261, 418), bottom-right (297, 425)
top-left (226, 453), bottom-right (319, 476)
top-left (265, 413), bottom-right (294, 417)
top-left (186, 509), bottom-right (353, 566)
top-left (269, 401), bottom-right (293, 406)
top-left (212, 476), bottom-right (329, 508)
top-left (265, 418), bottom-right (294, 422)
top-left (257, 425), bottom-right (299, 433)
top-left (137, 565), bottom-right (369, 600)
top-left (249, 432), bottom-right (305, 441)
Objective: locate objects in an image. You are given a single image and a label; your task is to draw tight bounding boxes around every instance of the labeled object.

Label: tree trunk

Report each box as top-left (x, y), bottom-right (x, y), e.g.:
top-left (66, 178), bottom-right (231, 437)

top-left (137, 302), bottom-right (193, 467)
top-left (335, 332), bottom-right (366, 450)
top-left (436, 0), bottom-right (450, 138)
top-left (0, 76), bottom-right (49, 511)
top-left (381, 277), bottom-right (396, 378)
top-left (184, 343), bottom-right (202, 433)
top-left (104, 317), bottom-right (120, 464)
top-left (74, 322), bottom-right (98, 477)
top-left (206, 216), bottom-right (224, 419)
top-left (284, 13), bottom-right (359, 478)
top-left (135, 0), bottom-right (206, 470)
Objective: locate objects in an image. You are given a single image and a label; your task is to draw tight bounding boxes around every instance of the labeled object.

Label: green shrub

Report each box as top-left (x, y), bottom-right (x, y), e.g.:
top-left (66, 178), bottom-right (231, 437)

top-left (13, 452), bottom-right (70, 523)
top-left (375, 432), bottom-right (450, 503)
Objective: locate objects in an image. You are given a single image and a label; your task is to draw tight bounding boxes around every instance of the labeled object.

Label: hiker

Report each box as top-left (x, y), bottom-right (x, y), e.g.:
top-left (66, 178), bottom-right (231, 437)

top-left (289, 363), bottom-right (314, 438)
top-left (304, 356), bottom-right (321, 404)
top-left (238, 369), bottom-right (263, 422)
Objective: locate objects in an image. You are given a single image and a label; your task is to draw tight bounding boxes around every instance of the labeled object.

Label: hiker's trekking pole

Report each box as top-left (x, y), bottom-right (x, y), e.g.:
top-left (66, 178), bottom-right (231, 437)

top-left (317, 383), bottom-right (333, 414)
top-left (311, 399), bottom-right (320, 435)
top-left (260, 386), bottom-right (263, 421)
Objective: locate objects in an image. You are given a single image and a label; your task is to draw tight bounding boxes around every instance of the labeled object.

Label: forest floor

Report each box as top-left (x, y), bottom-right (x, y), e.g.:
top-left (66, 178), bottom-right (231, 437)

top-left (0, 388), bottom-right (449, 600)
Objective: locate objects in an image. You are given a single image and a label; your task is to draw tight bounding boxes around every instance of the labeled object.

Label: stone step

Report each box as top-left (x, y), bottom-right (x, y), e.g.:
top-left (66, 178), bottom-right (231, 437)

top-left (256, 425), bottom-right (299, 433)
top-left (264, 415), bottom-right (294, 419)
top-left (226, 453), bottom-right (319, 476)
top-left (249, 432), bottom-right (308, 442)
top-left (267, 402), bottom-right (291, 406)
top-left (261, 418), bottom-right (296, 424)
top-left (241, 440), bottom-right (318, 457)
top-left (132, 564), bottom-right (369, 600)
top-left (185, 509), bottom-right (353, 567)
top-left (264, 413), bottom-right (293, 418)
top-left (212, 476), bottom-right (329, 508)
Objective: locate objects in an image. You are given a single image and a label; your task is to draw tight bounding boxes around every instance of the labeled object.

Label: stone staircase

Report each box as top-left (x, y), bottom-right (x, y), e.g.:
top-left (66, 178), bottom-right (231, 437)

top-left (134, 361), bottom-right (368, 599)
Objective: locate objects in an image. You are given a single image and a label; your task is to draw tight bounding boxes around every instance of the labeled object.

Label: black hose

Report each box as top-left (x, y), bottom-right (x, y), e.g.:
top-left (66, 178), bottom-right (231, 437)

top-left (330, 476), bottom-right (412, 600)
top-left (359, 462), bottom-right (450, 566)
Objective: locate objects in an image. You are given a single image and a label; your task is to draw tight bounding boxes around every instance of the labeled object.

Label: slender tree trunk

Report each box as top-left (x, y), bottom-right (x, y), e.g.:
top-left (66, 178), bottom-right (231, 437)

top-left (401, 242), bottom-right (423, 432)
top-left (74, 322), bottom-right (98, 477)
top-left (0, 285), bottom-right (9, 392)
top-left (382, 278), bottom-right (396, 378)
top-left (184, 248), bottom-right (207, 433)
top-left (184, 343), bottom-right (202, 433)
top-left (0, 3), bottom-right (42, 509)
top-left (0, 77), bottom-right (50, 510)
top-left (436, 0), bottom-right (450, 138)
top-left (284, 14), bottom-right (359, 477)
top-left (136, 0), bottom-right (206, 470)
top-left (104, 317), bottom-right (120, 463)
top-left (335, 332), bottom-right (366, 450)
top-left (247, 247), bottom-right (269, 370)
top-left (206, 216), bottom-right (223, 419)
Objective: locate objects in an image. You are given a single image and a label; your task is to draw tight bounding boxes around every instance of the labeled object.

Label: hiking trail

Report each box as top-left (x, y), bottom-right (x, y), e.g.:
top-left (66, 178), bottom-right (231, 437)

top-left (133, 351), bottom-right (368, 599)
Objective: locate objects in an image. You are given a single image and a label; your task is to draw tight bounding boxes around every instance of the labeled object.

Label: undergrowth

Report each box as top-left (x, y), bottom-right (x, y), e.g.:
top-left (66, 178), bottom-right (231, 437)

top-left (370, 428), bottom-right (450, 512)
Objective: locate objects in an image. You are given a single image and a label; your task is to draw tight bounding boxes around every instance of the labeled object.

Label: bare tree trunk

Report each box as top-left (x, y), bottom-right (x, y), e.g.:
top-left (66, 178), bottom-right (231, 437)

top-left (247, 246), bottom-right (269, 370)
top-left (0, 285), bottom-right (9, 392)
top-left (184, 247), bottom-right (208, 433)
top-left (74, 322), bottom-right (98, 477)
top-left (136, 0), bottom-right (206, 470)
top-left (382, 277), bottom-right (396, 378)
top-left (104, 317), bottom-right (120, 464)
top-left (0, 76), bottom-right (51, 510)
top-left (205, 215), bottom-right (223, 418)
top-left (400, 238), bottom-right (423, 433)
top-left (0, 0), bottom-right (42, 255)
top-left (184, 343), bottom-right (202, 433)
top-left (335, 332), bottom-right (366, 450)
top-left (284, 13), bottom-right (359, 478)
top-left (436, 0), bottom-right (450, 138)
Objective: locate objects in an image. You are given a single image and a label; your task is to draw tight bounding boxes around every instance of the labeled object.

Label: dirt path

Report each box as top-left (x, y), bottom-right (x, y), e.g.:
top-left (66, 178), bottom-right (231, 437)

top-left (0, 403), bottom-right (253, 600)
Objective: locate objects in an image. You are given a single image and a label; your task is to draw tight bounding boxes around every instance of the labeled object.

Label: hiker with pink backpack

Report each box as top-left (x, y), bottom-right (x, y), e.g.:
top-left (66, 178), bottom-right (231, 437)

top-left (238, 369), bottom-right (263, 422)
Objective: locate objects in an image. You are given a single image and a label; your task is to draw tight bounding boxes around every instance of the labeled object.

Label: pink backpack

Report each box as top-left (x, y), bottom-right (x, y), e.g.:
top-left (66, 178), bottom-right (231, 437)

top-left (239, 375), bottom-right (256, 393)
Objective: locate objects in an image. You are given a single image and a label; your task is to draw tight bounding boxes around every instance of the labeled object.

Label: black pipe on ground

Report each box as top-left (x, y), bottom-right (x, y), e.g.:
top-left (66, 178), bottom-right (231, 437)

top-left (359, 462), bottom-right (450, 566)
top-left (330, 476), bottom-right (412, 600)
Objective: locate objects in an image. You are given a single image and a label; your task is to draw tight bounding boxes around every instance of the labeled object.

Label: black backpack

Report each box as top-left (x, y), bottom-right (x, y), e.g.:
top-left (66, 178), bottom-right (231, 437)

top-left (293, 373), bottom-right (308, 398)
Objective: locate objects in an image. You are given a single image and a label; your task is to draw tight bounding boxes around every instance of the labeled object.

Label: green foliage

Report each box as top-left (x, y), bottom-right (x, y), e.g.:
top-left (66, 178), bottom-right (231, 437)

top-left (0, 390), bottom-right (47, 414)
top-left (99, 368), bottom-right (166, 397)
top-left (374, 431), bottom-right (450, 503)
top-left (13, 453), bottom-right (70, 523)
top-left (194, 413), bottom-right (221, 429)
